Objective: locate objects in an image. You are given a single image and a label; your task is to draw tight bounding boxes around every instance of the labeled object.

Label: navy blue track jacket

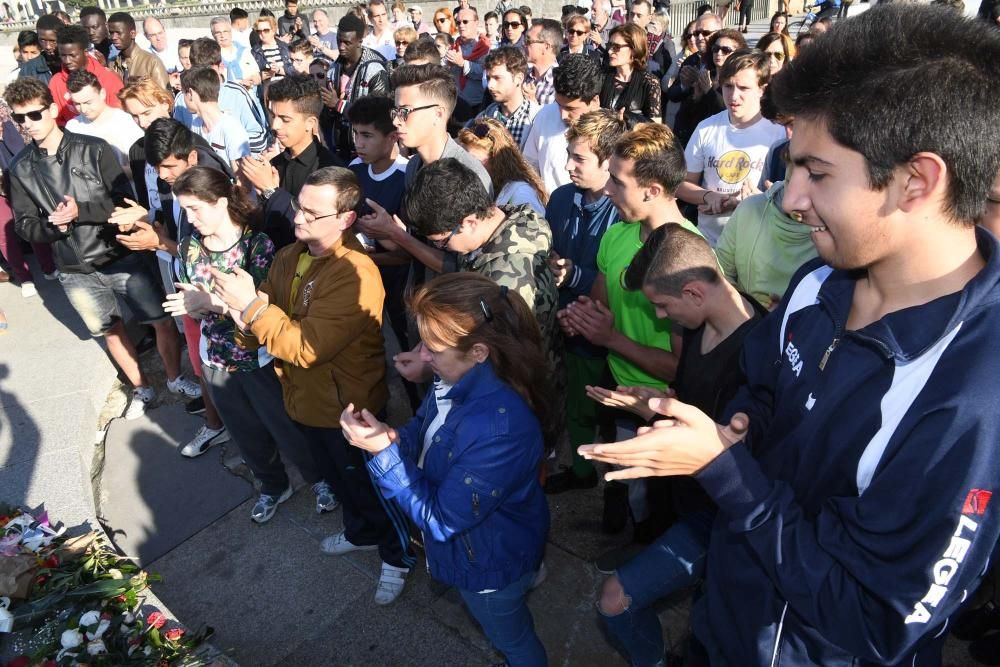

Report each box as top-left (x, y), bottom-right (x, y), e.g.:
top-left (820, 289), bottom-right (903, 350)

top-left (692, 228), bottom-right (1000, 665)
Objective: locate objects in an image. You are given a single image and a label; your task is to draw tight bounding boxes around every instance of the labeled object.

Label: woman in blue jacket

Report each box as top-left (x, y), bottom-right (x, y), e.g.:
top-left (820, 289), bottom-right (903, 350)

top-left (341, 272), bottom-right (552, 667)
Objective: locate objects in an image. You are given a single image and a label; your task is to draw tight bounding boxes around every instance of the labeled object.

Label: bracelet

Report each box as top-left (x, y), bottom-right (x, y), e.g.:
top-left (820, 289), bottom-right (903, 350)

top-left (702, 191), bottom-right (711, 204)
top-left (247, 303), bottom-right (268, 326)
top-left (240, 296), bottom-right (266, 322)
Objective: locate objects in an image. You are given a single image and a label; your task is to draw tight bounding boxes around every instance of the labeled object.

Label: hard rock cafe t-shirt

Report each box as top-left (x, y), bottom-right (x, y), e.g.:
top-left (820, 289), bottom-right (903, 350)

top-left (684, 110), bottom-right (786, 247)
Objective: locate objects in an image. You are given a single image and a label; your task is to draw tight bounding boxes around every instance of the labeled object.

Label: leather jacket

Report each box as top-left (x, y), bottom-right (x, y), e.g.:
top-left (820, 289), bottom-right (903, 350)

top-left (10, 131), bottom-right (134, 274)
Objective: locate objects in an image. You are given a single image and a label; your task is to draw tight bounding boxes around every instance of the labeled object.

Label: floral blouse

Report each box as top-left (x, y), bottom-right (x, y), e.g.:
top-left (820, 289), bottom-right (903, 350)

top-left (180, 230), bottom-right (275, 372)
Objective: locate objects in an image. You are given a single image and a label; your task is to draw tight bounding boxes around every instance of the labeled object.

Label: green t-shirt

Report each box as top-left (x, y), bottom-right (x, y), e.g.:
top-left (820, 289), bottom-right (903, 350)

top-left (596, 220), bottom-right (702, 389)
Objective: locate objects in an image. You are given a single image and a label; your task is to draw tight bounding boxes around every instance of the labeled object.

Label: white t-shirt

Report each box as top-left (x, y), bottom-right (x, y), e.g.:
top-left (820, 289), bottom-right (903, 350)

top-left (419, 380), bottom-right (454, 468)
top-left (522, 103), bottom-right (571, 197)
top-left (685, 110), bottom-right (786, 247)
top-left (148, 42), bottom-right (181, 73)
top-left (363, 29), bottom-right (397, 62)
top-left (498, 180), bottom-right (545, 216)
top-left (192, 112), bottom-right (251, 165)
top-left (65, 108), bottom-right (144, 172)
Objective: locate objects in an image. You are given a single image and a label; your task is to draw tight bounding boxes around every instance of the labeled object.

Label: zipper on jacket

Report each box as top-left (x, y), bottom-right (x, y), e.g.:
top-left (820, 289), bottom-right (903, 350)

top-left (460, 533), bottom-right (476, 563)
top-left (818, 337), bottom-right (839, 370)
top-left (472, 492), bottom-right (480, 518)
top-left (770, 602), bottom-right (788, 667)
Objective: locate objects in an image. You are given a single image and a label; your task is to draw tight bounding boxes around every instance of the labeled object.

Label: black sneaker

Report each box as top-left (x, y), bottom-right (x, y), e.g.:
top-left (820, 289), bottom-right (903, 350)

top-left (544, 468), bottom-right (598, 494)
top-left (955, 601), bottom-right (1000, 641)
top-left (602, 481), bottom-right (630, 534)
top-left (185, 397), bottom-right (206, 415)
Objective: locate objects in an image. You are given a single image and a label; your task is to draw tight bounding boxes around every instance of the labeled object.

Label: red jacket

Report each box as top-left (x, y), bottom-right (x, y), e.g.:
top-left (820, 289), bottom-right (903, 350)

top-left (48, 56), bottom-right (124, 127)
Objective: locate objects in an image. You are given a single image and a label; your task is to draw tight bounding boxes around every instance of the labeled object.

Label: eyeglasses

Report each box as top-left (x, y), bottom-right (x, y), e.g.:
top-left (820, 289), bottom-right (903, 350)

top-left (291, 199), bottom-right (343, 223)
top-left (502, 21), bottom-right (522, 28)
top-left (988, 194), bottom-right (1000, 204)
top-left (395, 40), bottom-right (411, 46)
top-left (256, 27), bottom-right (272, 33)
top-left (470, 122), bottom-right (491, 139)
top-left (711, 44), bottom-right (735, 55)
top-left (435, 17), bottom-right (449, 23)
top-left (389, 103), bottom-right (438, 122)
top-left (429, 225), bottom-right (461, 249)
top-left (692, 29), bottom-right (716, 37)
top-left (606, 42), bottom-right (629, 52)
top-left (566, 29), bottom-right (588, 36)
top-left (12, 108), bottom-right (46, 123)
top-left (525, 38), bottom-right (546, 45)
top-left (458, 19), bottom-right (475, 25)
top-left (767, 50), bottom-right (786, 62)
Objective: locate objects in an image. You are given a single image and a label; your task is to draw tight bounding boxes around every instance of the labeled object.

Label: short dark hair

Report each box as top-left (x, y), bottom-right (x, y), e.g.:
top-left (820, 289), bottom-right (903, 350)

top-left (230, 7), bottom-right (249, 21)
top-left (623, 223), bottom-right (720, 295)
top-left (347, 95), bottom-right (395, 136)
top-left (267, 75), bottom-right (323, 118)
top-left (4, 77), bottom-right (54, 108)
top-left (614, 123), bottom-right (687, 195)
top-left (78, 6), bottom-right (106, 21)
top-left (718, 48), bottom-right (770, 87)
top-left (390, 63), bottom-right (457, 115)
top-left (145, 118), bottom-right (198, 166)
top-left (553, 54), bottom-right (603, 101)
top-left (484, 45), bottom-right (528, 78)
top-left (304, 167), bottom-right (362, 212)
top-left (484, 10), bottom-right (499, 22)
top-left (57, 25), bottom-right (88, 50)
top-left (771, 4), bottom-right (1000, 224)
top-left (67, 69), bottom-right (101, 94)
top-left (35, 14), bottom-right (62, 33)
top-left (288, 38), bottom-right (312, 55)
top-left (189, 37), bottom-right (223, 67)
top-left (181, 66), bottom-right (221, 102)
top-left (178, 38), bottom-right (193, 50)
top-left (403, 35), bottom-right (441, 63)
top-left (107, 12), bottom-right (135, 31)
top-left (696, 3), bottom-right (713, 15)
top-left (404, 158), bottom-right (493, 236)
top-left (17, 30), bottom-right (39, 50)
top-left (338, 12), bottom-right (367, 37)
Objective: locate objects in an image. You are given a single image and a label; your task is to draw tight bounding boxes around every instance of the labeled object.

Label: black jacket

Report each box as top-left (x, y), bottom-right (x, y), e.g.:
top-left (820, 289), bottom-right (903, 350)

top-left (277, 11), bottom-right (310, 38)
top-left (251, 40), bottom-right (294, 78)
top-left (10, 131), bottom-right (134, 273)
top-left (326, 47), bottom-right (391, 159)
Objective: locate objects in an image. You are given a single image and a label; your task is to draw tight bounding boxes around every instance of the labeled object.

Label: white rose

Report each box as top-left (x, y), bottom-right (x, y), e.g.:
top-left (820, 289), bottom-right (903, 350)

top-left (60, 628), bottom-right (83, 649)
top-left (79, 610), bottom-right (101, 627)
top-left (86, 638), bottom-right (108, 655)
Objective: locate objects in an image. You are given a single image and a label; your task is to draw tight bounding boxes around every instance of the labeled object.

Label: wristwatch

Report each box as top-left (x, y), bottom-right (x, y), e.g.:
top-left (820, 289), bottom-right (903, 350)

top-left (260, 187), bottom-right (276, 200)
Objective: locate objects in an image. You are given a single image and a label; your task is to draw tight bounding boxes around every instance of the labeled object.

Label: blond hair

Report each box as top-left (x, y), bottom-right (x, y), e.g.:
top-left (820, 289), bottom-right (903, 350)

top-left (117, 76), bottom-right (175, 113)
top-left (565, 109), bottom-right (627, 162)
top-left (458, 118), bottom-right (548, 207)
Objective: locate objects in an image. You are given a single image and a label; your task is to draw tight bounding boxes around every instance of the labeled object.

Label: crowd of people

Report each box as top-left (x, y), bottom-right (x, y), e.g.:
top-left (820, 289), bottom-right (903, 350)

top-left (2, 0), bottom-right (1000, 665)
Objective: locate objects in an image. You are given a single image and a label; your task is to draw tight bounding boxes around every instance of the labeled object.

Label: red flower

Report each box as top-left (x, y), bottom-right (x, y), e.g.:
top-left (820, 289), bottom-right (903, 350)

top-left (35, 574), bottom-right (48, 585)
top-left (114, 594), bottom-right (126, 603)
top-left (164, 628), bottom-right (185, 642)
top-left (44, 555), bottom-right (59, 568)
top-left (147, 611), bottom-right (167, 629)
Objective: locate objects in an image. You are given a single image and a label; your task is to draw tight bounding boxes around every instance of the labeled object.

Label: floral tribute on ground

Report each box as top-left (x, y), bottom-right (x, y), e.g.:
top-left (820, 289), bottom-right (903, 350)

top-left (0, 503), bottom-right (217, 666)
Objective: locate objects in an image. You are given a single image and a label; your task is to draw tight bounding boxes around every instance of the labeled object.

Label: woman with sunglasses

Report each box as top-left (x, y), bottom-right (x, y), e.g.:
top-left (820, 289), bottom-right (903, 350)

top-left (500, 8), bottom-right (527, 49)
top-left (432, 8), bottom-right (457, 36)
top-left (680, 28), bottom-right (746, 130)
top-left (756, 31), bottom-right (796, 74)
top-left (458, 118), bottom-right (547, 215)
top-left (600, 23), bottom-right (661, 124)
top-left (341, 272), bottom-right (551, 667)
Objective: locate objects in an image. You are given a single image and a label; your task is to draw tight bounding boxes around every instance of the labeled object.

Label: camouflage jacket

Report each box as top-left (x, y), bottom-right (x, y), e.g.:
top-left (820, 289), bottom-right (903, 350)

top-left (461, 204), bottom-right (559, 349)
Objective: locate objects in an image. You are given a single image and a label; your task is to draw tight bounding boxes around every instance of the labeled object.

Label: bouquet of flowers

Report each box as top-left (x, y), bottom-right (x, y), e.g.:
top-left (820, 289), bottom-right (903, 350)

top-left (0, 504), bottom-right (216, 666)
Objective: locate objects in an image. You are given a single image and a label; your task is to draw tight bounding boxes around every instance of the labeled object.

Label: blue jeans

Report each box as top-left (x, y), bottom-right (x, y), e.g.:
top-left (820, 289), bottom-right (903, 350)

top-left (600, 511), bottom-right (715, 667)
top-left (459, 569), bottom-right (547, 667)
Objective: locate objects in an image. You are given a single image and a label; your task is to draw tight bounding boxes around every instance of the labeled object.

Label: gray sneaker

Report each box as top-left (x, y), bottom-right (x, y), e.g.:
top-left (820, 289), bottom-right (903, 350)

top-left (250, 487), bottom-right (293, 524)
top-left (312, 480), bottom-right (339, 513)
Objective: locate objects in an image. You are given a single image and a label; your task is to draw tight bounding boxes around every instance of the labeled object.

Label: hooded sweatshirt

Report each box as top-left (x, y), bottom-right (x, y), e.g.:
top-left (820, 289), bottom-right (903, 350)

top-left (692, 228), bottom-right (1000, 665)
top-left (715, 181), bottom-right (818, 308)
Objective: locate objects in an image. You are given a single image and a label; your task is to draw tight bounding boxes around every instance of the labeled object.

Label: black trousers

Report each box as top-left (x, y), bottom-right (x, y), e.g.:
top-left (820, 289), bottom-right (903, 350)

top-left (297, 422), bottom-right (416, 569)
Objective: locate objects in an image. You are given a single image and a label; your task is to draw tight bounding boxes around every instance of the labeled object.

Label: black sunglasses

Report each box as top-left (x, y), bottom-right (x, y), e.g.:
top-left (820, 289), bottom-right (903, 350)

top-left (692, 29), bottom-right (716, 37)
top-left (503, 20), bottom-right (522, 28)
top-left (458, 19), bottom-right (475, 24)
top-left (712, 44), bottom-right (734, 55)
top-left (12, 108), bottom-right (45, 123)
top-left (566, 29), bottom-right (588, 36)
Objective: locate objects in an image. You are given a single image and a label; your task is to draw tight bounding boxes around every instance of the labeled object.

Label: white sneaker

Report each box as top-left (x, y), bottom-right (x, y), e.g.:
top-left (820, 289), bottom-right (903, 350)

top-left (123, 386), bottom-right (155, 420)
top-left (167, 375), bottom-right (202, 399)
top-left (374, 562), bottom-right (409, 605)
top-left (43, 270), bottom-right (60, 281)
top-left (20, 282), bottom-right (37, 298)
top-left (180, 425), bottom-right (230, 458)
top-left (319, 530), bottom-right (378, 556)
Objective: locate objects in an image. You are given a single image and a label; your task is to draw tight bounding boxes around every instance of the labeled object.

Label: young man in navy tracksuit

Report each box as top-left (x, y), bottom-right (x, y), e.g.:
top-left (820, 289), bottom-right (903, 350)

top-left (580, 6), bottom-right (1000, 665)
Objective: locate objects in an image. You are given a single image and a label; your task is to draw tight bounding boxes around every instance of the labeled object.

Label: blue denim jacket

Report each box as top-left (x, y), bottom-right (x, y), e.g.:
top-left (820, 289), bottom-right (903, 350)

top-left (367, 361), bottom-right (549, 592)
